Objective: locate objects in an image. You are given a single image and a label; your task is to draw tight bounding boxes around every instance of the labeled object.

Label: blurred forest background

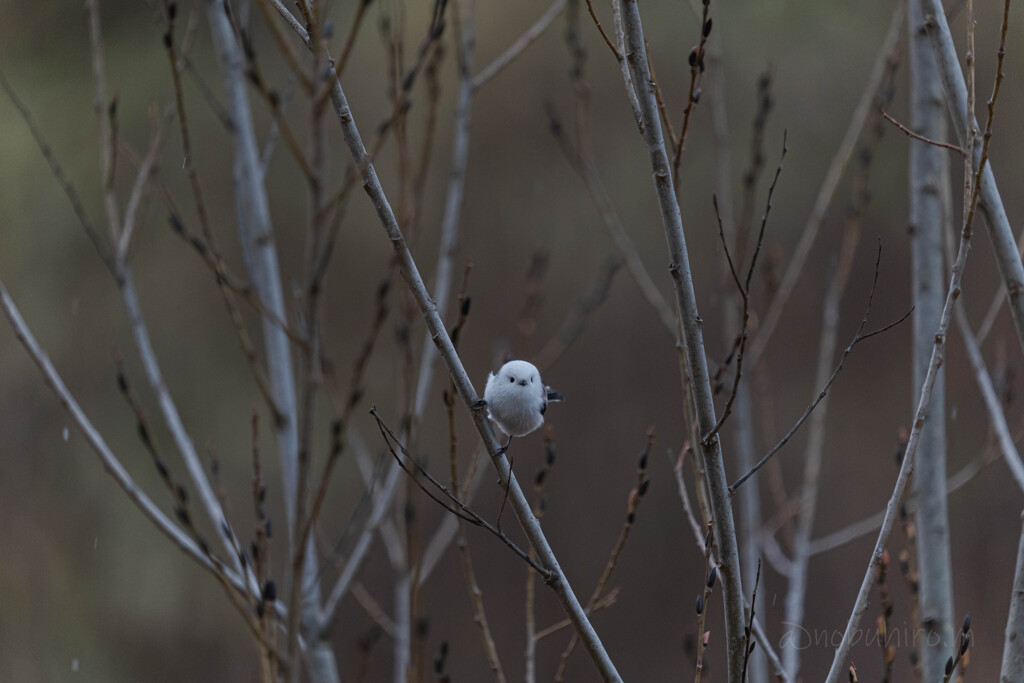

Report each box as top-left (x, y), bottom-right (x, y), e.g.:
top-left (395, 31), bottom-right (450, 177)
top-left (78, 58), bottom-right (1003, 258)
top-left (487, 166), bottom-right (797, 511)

top-left (2, 0), bottom-right (1024, 681)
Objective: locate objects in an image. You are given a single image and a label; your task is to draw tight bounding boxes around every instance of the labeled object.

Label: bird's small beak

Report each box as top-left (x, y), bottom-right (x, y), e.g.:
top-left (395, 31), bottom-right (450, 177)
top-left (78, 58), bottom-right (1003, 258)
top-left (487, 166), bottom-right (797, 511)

top-left (518, 379), bottom-right (528, 387)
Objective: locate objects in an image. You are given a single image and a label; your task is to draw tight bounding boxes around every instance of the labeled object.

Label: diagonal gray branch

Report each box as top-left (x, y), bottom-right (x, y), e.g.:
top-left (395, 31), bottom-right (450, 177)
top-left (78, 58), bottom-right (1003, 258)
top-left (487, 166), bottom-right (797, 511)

top-left (0, 282), bottom-right (254, 599)
top-left (120, 266), bottom-right (257, 591)
top-left (318, 0), bottom-right (478, 642)
top-left (954, 308), bottom-right (1024, 492)
top-left (618, 1), bottom-right (746, 678)
top-left (323, 54), bottom-right (622, 683)
top-left (471, 0), bottom-right (566, 91)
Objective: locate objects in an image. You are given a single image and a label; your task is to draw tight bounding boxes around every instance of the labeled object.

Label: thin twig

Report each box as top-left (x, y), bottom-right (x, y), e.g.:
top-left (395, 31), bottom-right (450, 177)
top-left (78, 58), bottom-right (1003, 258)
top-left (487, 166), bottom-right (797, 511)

top-left (731, 71), bottom-right (774, 265)
top-left (695, 523), bottom-right (715, 683)
top-left (334, 0), bottom-right (371, 78)
top-left (553, 430), bottom-right (653, 681)
top-left (301, 280), bottom-right (391, 547)
top-left (0, 72), bottom-right (116, 274)
top-left (533, 588), bottom-right (621, 642)
top-left (672, 0), bottom-right (712, 174)
top-left (471, 0), bottom-right (567, 90)
top-left (881, 107), bottom-right (966, 155)
top-left (730, 243), bottom-right (911, 492)
top-left (546, 105), bottom-right (677, 336)
top-left (704, 135), bottom-right (787, 446)
top-left (372, 409), bottom-right (550, 576)
top-left (745, 4), bottom-right (904, 369)
top-left (584, 0), bottom-right (620, 59)
top-left (740, 560), bottom-right (762, 683)
top-left (668, 450), bottom-right (791, 682)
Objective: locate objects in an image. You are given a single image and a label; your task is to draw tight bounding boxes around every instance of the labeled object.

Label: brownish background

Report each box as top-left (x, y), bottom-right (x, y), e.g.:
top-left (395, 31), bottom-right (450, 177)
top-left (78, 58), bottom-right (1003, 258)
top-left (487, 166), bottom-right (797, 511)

top-left (2, 0), bottom-right (1023, 680)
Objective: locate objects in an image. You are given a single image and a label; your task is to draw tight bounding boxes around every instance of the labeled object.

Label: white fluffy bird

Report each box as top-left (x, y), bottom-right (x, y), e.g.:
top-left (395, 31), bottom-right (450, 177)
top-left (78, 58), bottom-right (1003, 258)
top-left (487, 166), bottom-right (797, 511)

top-left (482, 360), bottom-right (563, 451)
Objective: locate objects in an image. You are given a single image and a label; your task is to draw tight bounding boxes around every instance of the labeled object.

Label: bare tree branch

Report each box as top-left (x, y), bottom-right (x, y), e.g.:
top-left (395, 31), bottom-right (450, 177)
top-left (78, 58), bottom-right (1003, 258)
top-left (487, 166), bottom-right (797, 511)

top-left (618, 1), bottom-right (746, 676)
top-left (824, 4), bottom-right (1008, 676)
top-left (668, 450), bottom-right (791, 682)
top-left (919, 0), bottom-right (1024, 355)
top-left (0, 282), bottom-right (256, 603)
top-left (471, 0), bottom-right (567, 90)
top-left (320, 26), bottom-right (622, 681)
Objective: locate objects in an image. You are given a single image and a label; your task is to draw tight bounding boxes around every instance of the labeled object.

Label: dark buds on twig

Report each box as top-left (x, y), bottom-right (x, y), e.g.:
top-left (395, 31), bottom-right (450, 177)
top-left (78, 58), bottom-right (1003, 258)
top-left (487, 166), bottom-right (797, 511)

top-left (434, 640), bottom-right (449, 674)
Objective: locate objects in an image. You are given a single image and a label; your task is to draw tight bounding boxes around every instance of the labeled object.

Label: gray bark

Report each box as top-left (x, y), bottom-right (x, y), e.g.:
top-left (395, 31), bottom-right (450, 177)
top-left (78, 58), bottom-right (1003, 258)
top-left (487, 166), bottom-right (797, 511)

top-left (618, 1), bottom-right (747, 678)
top-left (909, 1), bottom-right (955, 679)
top-left (205, 3), bottom-right (338, 682)
top-left (919, 0), bottom-right (1024, 353)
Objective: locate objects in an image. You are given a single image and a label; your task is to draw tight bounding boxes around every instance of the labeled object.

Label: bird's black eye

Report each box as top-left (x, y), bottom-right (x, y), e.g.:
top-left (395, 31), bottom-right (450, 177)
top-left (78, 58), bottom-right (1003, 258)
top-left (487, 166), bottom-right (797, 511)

top-left (509, 376), bottom-right (515, 383)
top-left (531, 376), bottom-right (535, 383)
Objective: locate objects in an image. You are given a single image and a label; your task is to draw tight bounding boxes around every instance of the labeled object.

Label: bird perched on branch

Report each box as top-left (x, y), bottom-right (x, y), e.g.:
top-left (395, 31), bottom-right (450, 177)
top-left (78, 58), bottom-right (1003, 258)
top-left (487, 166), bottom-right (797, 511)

top-left (480, 360), bottom-right (563, 453)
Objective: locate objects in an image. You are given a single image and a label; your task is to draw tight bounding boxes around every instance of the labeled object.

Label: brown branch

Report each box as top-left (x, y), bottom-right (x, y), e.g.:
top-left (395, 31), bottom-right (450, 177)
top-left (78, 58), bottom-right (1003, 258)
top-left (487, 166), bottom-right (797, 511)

top-left (694, 524), bottom-right (715, 683)
top-left (584, 0), bottom-right (620, 59)
top-left (372, 409), bottom-right (550, 576)
top-left (881, 107), bottom-right (966, 156)
top-left (672, 0), bottom-right (712, 173)
top-left (740, 559), bottom-right (762, 682)
top-left (704, 135), bottom-right (787, 446)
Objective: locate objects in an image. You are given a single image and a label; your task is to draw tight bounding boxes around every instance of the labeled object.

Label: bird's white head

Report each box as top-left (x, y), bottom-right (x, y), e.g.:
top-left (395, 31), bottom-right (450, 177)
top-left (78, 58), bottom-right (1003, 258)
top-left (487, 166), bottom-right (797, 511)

top-left (495, 359), bottom-right (541, 389)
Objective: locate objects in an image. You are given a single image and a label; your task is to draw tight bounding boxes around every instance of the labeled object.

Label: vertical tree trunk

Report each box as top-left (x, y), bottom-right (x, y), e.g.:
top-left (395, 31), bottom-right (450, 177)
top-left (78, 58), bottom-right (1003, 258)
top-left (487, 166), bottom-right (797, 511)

top-left (733, 384), bottom-right (767, 683)
top-left (908, 1), bottom-right (955, 679)
top-left (206, 3), bottom-right (339, 682)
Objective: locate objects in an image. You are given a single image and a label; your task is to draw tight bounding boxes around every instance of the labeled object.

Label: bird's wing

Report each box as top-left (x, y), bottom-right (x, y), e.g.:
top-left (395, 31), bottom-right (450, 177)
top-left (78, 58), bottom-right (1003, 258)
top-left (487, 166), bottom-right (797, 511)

top-left (545, 387), bottom-right (564, 403)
